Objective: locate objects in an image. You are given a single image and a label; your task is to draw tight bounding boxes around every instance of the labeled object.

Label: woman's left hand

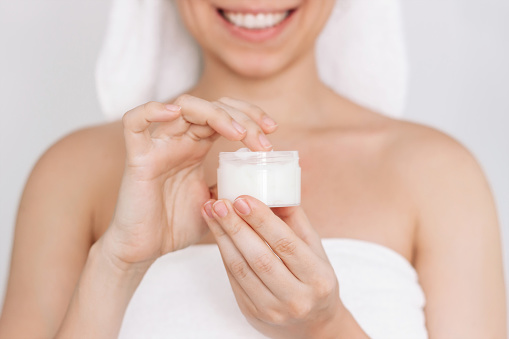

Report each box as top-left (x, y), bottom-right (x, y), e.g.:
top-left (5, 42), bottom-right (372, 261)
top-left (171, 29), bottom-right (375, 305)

top-left (201, 196), bottom-right (356, 339)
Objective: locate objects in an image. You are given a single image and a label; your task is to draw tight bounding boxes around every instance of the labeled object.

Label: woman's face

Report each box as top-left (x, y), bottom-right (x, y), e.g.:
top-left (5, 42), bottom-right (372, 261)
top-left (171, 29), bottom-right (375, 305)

top-left (176, 0), bottom-right (335, 78)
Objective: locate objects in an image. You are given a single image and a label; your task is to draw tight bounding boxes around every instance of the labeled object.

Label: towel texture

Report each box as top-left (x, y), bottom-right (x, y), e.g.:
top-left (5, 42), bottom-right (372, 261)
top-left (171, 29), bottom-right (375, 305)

top-left (96, 0), bottom-right (408, 120)
top-left (119, 239), bottom-right (428, 338)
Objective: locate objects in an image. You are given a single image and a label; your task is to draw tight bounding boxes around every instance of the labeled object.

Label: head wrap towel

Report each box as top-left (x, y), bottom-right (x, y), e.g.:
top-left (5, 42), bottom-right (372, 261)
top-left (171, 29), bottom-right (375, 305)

top-left (96, 0), bottom-right (408, 120)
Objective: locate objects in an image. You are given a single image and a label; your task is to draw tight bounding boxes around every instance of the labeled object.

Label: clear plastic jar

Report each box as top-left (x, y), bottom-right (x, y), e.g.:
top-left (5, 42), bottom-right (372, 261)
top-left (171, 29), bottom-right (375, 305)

top-left (217, 149), bottom-right (301, 207)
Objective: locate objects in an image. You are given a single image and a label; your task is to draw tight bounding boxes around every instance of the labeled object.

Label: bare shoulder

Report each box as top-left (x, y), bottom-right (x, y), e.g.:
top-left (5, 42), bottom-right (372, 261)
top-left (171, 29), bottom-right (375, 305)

top-left (380, 118), bottom-right (498, 247)
top-left (34, 121), bottom-right (124, 181)
top-left (30, 120), bottom-right (124, 211)
top-left (32, 120), bottom-right (126, 237)
top-left (339, 108), bottom-right (489, 210)
top-left (373, 118), bottom-right (495, 215)
top-left (383, 119), bottom-right (483, 184)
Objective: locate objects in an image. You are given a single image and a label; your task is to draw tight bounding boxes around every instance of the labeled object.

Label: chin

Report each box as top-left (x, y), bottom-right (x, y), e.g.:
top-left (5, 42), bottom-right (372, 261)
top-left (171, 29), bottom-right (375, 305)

top-left (221, 53), bottom-right (290, 79)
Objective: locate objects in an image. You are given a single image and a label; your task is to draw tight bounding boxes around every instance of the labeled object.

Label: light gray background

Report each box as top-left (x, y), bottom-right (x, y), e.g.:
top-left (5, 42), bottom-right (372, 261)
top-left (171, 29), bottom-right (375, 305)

top-left (1, 0), bottom-right (508, 321)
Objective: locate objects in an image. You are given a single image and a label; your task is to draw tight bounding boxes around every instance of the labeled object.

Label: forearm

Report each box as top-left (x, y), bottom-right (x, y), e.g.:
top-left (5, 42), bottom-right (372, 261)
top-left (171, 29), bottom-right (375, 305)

top-left (55, 238), bottom-right (151, 339)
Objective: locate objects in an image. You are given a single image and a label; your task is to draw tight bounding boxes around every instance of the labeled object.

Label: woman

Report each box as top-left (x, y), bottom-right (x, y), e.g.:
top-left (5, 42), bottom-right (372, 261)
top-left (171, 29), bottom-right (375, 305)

top-left (0, 0), bottom-right (506, 338)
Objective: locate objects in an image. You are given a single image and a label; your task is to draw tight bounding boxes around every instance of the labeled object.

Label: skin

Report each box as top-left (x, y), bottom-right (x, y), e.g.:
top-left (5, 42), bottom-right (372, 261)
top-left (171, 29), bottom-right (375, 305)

top-left (0, 0), bottom-right (506, 338)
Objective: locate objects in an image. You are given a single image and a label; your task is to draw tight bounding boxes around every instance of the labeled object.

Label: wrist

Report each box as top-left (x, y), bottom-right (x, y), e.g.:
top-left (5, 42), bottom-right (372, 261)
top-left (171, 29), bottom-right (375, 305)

top-left (309, 302), bottom-right (369, 339)
top-left (91, 236), bottom-right (153, 280)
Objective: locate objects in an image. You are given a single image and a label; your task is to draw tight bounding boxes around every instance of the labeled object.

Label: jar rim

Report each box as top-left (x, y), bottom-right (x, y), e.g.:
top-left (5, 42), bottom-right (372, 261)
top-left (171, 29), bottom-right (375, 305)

top-left (219, 150), bottom-right (299, 164)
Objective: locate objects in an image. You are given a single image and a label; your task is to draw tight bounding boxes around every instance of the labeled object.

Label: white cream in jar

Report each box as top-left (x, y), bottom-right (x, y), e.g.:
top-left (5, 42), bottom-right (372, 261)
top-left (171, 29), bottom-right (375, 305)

top-left (217, 148), bottom-right (301, 207)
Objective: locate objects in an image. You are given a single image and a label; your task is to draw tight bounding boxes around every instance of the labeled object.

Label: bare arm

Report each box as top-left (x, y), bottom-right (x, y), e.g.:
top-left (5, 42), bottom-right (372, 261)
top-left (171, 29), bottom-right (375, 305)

top-left (0, 136), bottom-right (151, 338)
top-left (0, 128), bottom-right (100, 338)
top-left (54, 238), bottom-right (150, 338)
top-left (402, 129), bottom-right (506, 338)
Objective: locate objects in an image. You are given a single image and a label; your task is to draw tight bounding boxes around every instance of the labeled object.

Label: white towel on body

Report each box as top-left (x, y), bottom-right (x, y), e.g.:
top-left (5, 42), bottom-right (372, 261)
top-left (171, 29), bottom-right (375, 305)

top-left (96, 0), bottom-right (409, 120)
top-left (119, 239), bottom-right (428, 339)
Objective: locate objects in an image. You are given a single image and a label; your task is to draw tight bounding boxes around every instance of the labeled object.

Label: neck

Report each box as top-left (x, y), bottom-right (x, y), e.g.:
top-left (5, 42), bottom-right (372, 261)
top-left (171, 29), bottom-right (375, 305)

top-left (189, 50), bottom-right (338, 127)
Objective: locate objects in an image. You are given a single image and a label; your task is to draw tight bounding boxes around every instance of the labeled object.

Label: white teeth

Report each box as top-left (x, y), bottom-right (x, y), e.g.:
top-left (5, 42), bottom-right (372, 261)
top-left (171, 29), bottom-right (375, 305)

top-left (223, 11), bottom-right (290, 29)
top-left (255, 13), bottom-right (265, 27)
top-left (244, 14), bottom-right (256, 28)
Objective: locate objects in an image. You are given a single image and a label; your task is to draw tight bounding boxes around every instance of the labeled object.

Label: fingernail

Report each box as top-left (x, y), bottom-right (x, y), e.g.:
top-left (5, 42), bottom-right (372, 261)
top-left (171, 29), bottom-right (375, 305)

top-left (213, 201), bottom-right (228, 218)
top-left (262, 116), bottom-right (277, 127)
top-left (204, 201), bottom-right (214, 218)
top-left (165, 104), bottom-right (181, 112)
top-left (232, 120), bottom-right (246, 135)
top-left (258, 133), bottom-right (273, 149)
top-left (233, 198), bottom-right (251, 215)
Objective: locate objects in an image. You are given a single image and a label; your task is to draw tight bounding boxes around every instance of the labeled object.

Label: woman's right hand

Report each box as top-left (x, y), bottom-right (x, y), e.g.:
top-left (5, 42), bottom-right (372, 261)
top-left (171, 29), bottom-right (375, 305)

top-left (100, 95), bottom-right (278, 270)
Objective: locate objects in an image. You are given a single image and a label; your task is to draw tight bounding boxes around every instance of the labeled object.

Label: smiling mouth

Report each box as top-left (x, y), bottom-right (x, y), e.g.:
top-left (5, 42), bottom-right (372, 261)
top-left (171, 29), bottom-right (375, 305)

top-left (217, 8), bottom-right (296, 30)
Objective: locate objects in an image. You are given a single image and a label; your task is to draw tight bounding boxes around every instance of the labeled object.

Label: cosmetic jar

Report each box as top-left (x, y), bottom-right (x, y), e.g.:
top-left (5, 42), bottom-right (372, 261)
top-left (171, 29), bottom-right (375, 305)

top-left (217, 148), bottom-right (301, 207)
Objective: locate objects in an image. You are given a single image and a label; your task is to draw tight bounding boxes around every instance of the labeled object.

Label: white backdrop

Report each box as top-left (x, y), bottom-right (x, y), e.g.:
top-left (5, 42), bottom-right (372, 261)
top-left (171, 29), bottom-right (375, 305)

top-left (1, 0), bottom-right (508, 321)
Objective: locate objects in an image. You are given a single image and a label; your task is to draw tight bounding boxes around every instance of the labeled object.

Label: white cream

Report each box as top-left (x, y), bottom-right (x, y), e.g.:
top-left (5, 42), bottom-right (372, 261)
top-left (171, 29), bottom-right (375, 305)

top-left (217, 148), bottom-right (301, 207)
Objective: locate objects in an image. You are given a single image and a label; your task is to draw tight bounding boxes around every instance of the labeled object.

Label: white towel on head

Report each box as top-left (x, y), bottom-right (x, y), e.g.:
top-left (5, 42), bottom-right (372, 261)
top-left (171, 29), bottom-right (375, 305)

top-left (96, 0), bottom-right (408, 120)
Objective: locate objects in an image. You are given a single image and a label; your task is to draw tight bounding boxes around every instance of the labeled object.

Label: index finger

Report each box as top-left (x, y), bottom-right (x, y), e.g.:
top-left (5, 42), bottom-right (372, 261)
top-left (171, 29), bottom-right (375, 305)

top-left (173, 95), bottom-right (272, 151)
top-left (217, 97), bottom-right (278, 134)
top-left (173, 94), bottom-right (246, 142)
top-left (122, 101), bottom-right (182, 156)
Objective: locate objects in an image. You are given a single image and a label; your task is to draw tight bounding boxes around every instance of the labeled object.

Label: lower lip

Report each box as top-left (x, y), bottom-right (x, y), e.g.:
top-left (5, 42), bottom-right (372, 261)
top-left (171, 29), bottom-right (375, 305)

top-left (217, 10), bottom-right (296, 43)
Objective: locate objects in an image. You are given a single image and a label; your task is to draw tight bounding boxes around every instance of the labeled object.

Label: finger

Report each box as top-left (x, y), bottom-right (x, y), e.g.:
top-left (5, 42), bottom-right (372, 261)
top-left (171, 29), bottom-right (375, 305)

top-left (201, 201), bottom-right (278, 309)
top-left (223, 266), bottom-right (287, 328)
top-left (186, 124), bottom-right (216, 141)
top-left (122, 102), bottom-right (181, 155)
top-left (207, 199), bottom-right (304, 301)
top-left (217, 97), bottom-right (278, 134)
top-left (232, 196), bottom-right (329, 281)
top-left (214, 102), bottom-right (273, 151)
top-left (271, 206), bottom-right (328, 260)
top-left (172, 94), bottom-right (246, 142)
top-left (223, 267), bottom-right (260, 318)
